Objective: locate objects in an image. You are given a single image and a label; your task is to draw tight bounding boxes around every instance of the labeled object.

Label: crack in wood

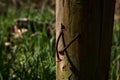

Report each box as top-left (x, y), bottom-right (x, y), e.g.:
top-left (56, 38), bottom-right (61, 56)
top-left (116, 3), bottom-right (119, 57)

top-left (62, 0), bottom-right (64, 7)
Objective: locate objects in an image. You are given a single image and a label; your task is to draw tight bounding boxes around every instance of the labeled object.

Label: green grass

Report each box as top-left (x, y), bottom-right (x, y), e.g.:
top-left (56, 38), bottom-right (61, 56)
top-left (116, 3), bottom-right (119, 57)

top-left (110, 21), bottom-right (120, 80)
top-left (0, 5), bottom-right (120, 80)
top-left (0, 6), bottom-right (55, 80)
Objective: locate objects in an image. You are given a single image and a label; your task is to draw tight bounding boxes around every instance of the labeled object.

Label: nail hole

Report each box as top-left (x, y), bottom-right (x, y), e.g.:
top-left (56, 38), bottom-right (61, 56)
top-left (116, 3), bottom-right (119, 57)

top-left (61, 24), bottom-right (65, 29)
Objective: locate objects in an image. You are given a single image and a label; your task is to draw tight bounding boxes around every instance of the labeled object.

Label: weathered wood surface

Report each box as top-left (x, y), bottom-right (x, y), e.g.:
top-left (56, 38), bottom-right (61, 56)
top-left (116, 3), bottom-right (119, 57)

top-left (56, 0), bottom-right (115, 80)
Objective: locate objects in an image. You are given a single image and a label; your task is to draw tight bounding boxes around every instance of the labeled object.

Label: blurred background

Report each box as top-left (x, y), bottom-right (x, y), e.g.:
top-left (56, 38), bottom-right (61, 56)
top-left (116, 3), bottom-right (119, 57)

top-left (0, 0), bottom-right (55, 80)
top-left (0, 0), bottom-right (120, 80)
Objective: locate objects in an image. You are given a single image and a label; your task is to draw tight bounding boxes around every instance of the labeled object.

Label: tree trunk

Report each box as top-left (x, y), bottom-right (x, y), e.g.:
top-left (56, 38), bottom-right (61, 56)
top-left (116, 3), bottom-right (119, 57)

top-left (56, 0), bottom-right (115, 80)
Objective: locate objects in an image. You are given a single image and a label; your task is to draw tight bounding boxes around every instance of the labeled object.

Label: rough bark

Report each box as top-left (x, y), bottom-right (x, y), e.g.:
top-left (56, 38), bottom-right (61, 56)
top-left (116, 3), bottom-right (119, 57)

top-left (56, 0), bottom-right (115, 80)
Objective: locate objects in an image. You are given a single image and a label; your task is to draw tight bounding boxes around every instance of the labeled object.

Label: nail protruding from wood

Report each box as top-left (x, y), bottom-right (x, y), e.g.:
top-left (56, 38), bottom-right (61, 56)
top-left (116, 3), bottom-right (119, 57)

top-left (59, 34), bottom-right (81, 54)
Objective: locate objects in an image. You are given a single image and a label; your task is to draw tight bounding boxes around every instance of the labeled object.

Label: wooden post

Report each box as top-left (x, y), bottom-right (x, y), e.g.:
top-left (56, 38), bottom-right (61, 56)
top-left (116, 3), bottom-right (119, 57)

top-left (56, 0), bottom-right (115, 80)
